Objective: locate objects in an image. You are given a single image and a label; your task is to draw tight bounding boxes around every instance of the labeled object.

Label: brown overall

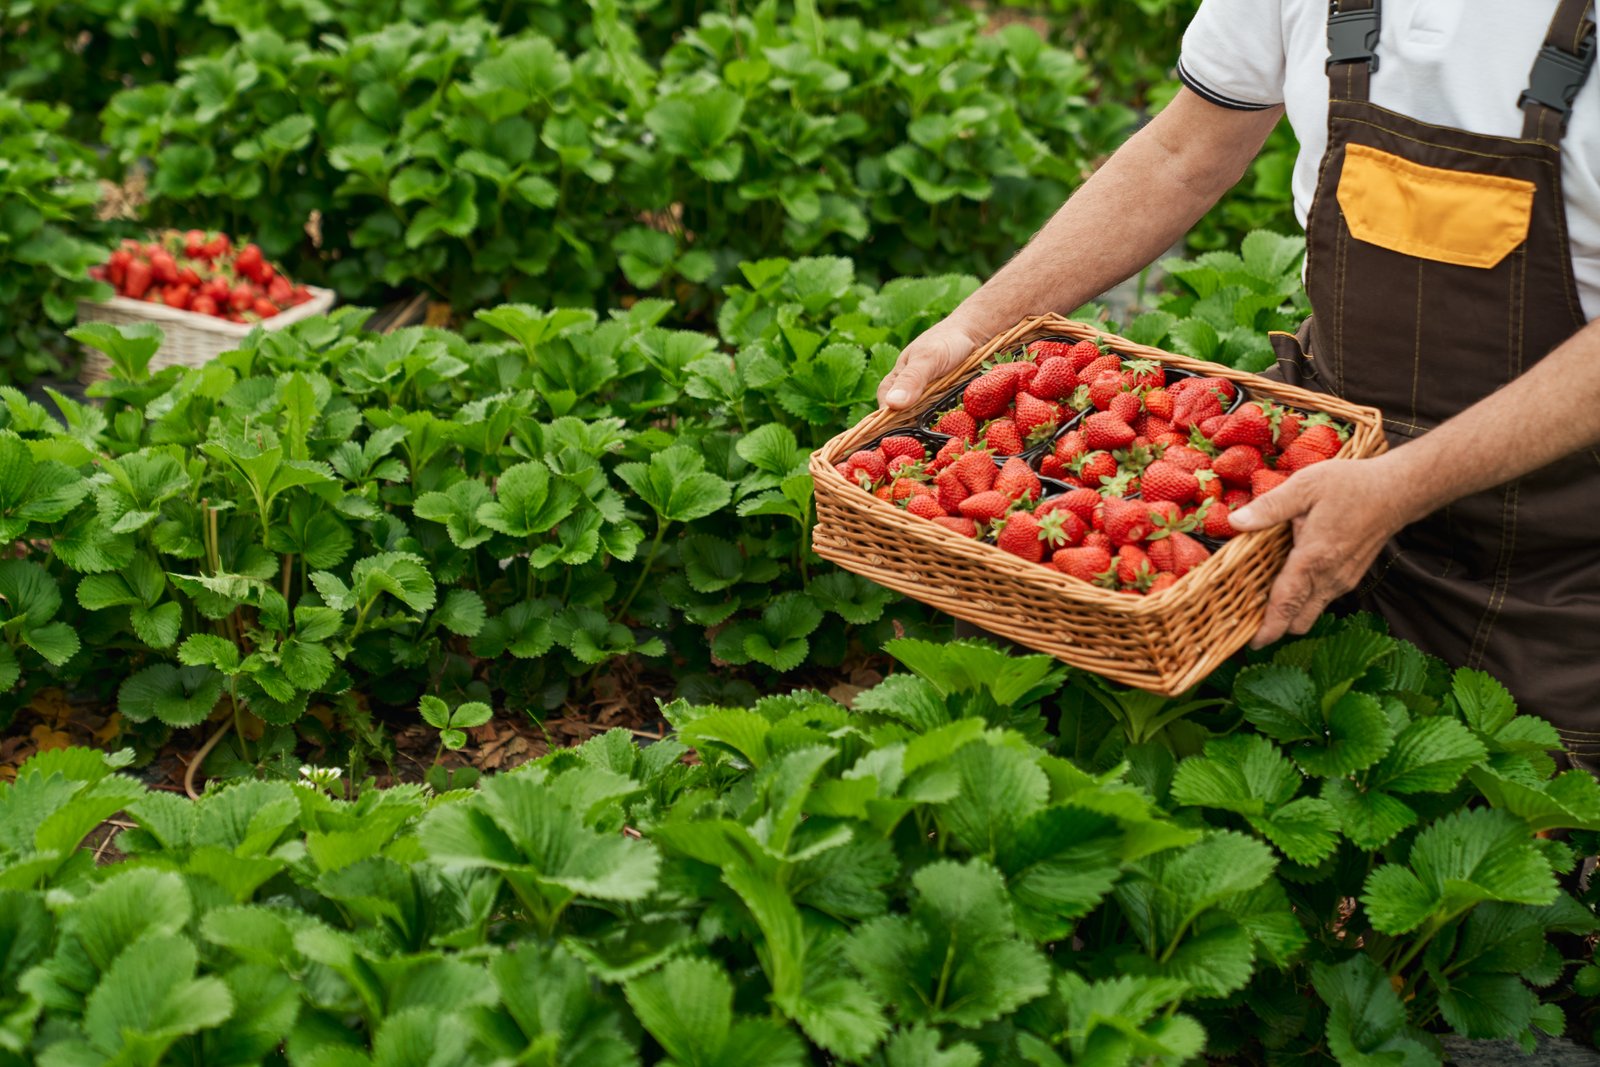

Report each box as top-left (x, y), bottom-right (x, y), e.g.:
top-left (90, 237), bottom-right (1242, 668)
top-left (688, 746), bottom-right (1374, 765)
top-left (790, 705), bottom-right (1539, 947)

top-left (1271, 0), bottom-right (1600, 764)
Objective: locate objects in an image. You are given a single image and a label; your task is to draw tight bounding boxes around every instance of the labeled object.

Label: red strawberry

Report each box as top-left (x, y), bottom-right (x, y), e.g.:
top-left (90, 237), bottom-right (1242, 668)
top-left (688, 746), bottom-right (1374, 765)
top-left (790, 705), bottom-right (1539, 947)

top-left (1038, 454), bottom-right (1066, 479)
top-left (1252, 469), bottom-right (1290, 496)
top-left (1102, 497), bottom-right (1153, 546)
top-left (1213, 403), bottom-right (1276, 449)
top-left (1140, 415), bottom-right (1175, 439)
top-left (1122, 359), bottom-right (1164, 391)
top-left (1108, 392), bottom-right (1142, 424)
top-left (889, 476), bottom-right (925, 500)
top-left (1275, 411), bottom-right (1304, 450)
top-left (1203, 501), bottom-right (1237, 539)
top-left (984, 418), bottom-right (1026, 455)
top-left (905, 495), bottom-right (946, 520)
top-left (1116, 544), bottom-right (1154, 587)
top-left (1147, 531), bottom-right (1210, 577)
top-left (1296, 421), bottom-right (1346, 458)
top-left (931, 437), bottom-right (966, 471)
top-left (963, 368), bottom-right (1017, 421)
top-left (1198, 414), bottom-right (1230, 440)
top-left (958, 490), bottom-right (1011, 522)
top-left (953, 450), bottom-right (998, 493)
top-left (1162, 445), bottom-right (1211, 474)
top-left (1275, 443), bottom-right (1327, 472)
top-left (881, 436), bottom-right (926, 461)
top-left (846, 449), bottom-right (889, 484)
top-left (996, 511), bottom-right (1045, 561)
top-left (1053, 544), bottom-right (1113, 583)
top-left (1088, 370), bottom-right (1124, 411)
top-left (253, 298), bottom-right (280, 318)
top-left (1174, 390), bottom-right (1226, 431)
top-left (1027, 339), bottom-right (1075, 363)
top-left (1145, 500), bottom-right (1184, 530)
top-left (936, 468), bottom-right (970, 512)
top-left (191, 293), bottom-right (220, 317)
top-left (1082, 529), bottom-right (1113, 551)
top-left (933, 517), bottom-right (978, 538)
top-left (1067, 339), bottom-right (1108, 371)
top-left (1224, 488), bottom-right (1253, 510)
top-left (1027, 357), bottom-right (1079, 401)
top-left (874, 484), bottom-right (894, 501)
top-left (1212, 445), bottom-right (1264, 487)
top-left (887, 455), bottom-right (921, 477)
top-left (1205, 377), bottom-right (1239, 403)
top-left (1077, 354), bottom-right (1122, 387)
top-left (834, 462), bottom-right (852, 480)
top-left (123, 258), bottom-right (153, 299)
top-left (1071, 450), bottom-right (1118, 488)
top-left (1053, 487), bottom-right (1103, 525)
top-left (1053, 430), bottom-right (1088, 464)
top-left (1083, 412), bottom-right (1137, 451)
top-left (1141, 460), bottom-right (1200, 505)
top-left (1014, 392), bottom-right (1063, 442)
top-left (1036, 505), bottom-right (1087, 547)
top-left (935, 409), bottom-right (978, 443)
top-left (1195, 469), bottom-right (1224, 503)
top-left (995, 457), bottom-right (1043, 502)
top-left (1013, 362), bottom-right (1039, 392)
top-left (1152, 432), bottom-right (1188, 449)
top-left (1148, 572), bottom-right (1178, 594)
top-left (1143, 387), bottom-right (1174, 421)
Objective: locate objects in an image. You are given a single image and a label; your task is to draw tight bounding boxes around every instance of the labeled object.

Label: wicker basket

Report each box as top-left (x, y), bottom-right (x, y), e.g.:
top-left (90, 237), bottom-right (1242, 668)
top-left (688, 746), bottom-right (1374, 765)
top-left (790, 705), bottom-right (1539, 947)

top-left (76, 286), bottom-right (337, 383)
top-left (809, 314), bottom-right (1390, 695)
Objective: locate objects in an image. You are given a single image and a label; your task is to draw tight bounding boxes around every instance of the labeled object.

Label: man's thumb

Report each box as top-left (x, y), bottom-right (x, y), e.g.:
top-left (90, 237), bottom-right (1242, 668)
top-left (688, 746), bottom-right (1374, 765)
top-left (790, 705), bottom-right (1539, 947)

top-left (1229, 484), bottom-right (1303, 532)
top-left (883, 362), bottom-right (933, 409)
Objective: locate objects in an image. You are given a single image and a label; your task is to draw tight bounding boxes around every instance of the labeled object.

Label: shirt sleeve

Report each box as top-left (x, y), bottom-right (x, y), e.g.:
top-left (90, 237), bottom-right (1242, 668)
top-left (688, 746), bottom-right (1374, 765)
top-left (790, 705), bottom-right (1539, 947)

top-left (1178, 0), bottom-right (1288, 110)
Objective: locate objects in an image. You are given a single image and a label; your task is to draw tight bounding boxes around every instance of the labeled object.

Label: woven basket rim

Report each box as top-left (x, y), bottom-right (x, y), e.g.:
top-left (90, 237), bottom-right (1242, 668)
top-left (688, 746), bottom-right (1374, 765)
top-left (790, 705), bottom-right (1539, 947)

top-left (77, 285), bottom-right (337, 337)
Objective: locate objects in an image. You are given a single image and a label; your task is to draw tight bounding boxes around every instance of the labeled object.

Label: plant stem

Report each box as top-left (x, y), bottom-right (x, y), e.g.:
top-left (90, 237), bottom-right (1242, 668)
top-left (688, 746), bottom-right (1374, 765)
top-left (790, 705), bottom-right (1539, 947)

top-left (230, 684), bottom-right (251, 766)
top-left (611, 519), bottom-right (670, 624)
top-left (281, 553), bottom-right (293, 603)
top-left (348, 598), bottom-right (376, 642)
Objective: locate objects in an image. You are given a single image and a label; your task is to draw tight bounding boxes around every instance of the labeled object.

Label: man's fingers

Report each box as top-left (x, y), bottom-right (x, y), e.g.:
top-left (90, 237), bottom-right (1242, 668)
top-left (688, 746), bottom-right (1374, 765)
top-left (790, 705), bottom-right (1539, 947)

top-left (1251, 553), bottom-right (1316, 649)
top-left (882, 358), bottom-right (934, 410)
top-left (876, 353), bottom-right (913, 408)
top-left (1230, 478), bottom-right (1309, 532)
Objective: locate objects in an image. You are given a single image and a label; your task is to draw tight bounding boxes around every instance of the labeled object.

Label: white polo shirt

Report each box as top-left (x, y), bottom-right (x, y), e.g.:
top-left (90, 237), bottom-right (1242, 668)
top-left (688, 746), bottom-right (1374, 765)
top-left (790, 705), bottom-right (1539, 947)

top-left (1179, 0), bottom-right (1600, 321)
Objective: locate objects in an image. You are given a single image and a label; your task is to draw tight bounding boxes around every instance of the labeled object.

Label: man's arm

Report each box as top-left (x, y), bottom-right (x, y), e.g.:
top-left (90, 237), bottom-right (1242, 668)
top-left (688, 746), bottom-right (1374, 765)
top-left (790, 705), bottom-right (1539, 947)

top-left (877, 89), bottom-right (1285, 409)
top-left (1231, 320), bottom-right (1600, 646)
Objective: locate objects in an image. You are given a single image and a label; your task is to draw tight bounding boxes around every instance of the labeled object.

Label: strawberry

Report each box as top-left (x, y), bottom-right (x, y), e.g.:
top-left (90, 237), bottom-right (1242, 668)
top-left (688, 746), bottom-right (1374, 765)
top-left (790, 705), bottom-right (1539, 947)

top-left (1082, 529), bottom-right (1113, 551)
top-left (163, 283), bottom-right (193, 310)
top-left (1053, 430), bottom-right (1088, 465)
top-left (1195, 469), bottom-right (1223, 503)
top-left (1077, 354), bottom-right (1122, 387)
top-left (1067, 339), bottom-right (1108, 371)
top-left (1053, 487), bottom-right (1103, 525)
top-left (123, 258), bottom-right (153, 299)
top-left (995, 457), bottom-right (1043, 502)
top-left (1036, 505), bottom-right (1087, 547)
top-left (1122, 359), bottom-right (1164, 391)
top-left (1146, 531), bottom-right (1210, 577)
top-left (1275, 443), bottom-right (1327, 472)
top-left (1275, 411), bottom-right (1304, 450)
top-left (846, 449), bottom-right (889, 484)
top-left (1212, 445), bottom-right (1264, 487)
top-left (235, 242), bottom-right (266, 282)
top-left (1198, 414), bottom-right (1230, 440)
top-left (1102, 497), bottom-right (1153, 546)
top-left (963, 367), bottom-right (1017, 421)
top-left (191, 293), bottom-right (220, 317)
top-left (931, 436), bottom-right (966, 471)
top-left (1213, 402), bottom-right (1277, 449)
top-left (1088, 370), bottom-right (1125, 411)
top-left (1161, 445), bottom-right (1211, 474)
top-left (996, 511), bottom-right (1046, 562)
top-left (149, 248), bottom-right (178, 284)
top-left (1028, 357), bottom-right (1080, 400)
top-left (933, 517), bottom-right (979, 538)
top-left (1173, 390), bottom-right (1225, 431)
top-left (183, 229), bottom-right (207, 257)
top-left (1148, 572), bottom-right (1178, 594)
top-left (1142, 386), bottom-right (1174, 421)
top-left (887, 455), bottom-right (921, 478)
top-left (1116, 544), bottom-right (1154, 587)
top-left (1251, 469), bottom-right (1290, 496)
top-left (1108, 392), bottom-right (1142, 424)
top-left (1139, 415), bottom-right (1175, 439)
top-left (984, 418), bottom-right (1026, 455)
top-left (1053, 544), bottom-right (1113, 583)
top-left (1071, 450), bottom-right (1118, 488)
top-left (874, 484), bottom-right (894, 501)
top-left (1152, 432), bottom-right (1189, 449)
top-left (1027, 339), bottom-right (1076, 363)
top-left (1141, 460), bottom-right (1199, 504)
top-left (905, 495), bottom-right (946, 520)
top-left (954, 450), bottom-right (998, 493)
top-left (1145, 499), bottom-right (1184, 530)
top-left (254, 298), bottom-right (280, 318)
top-left (1013, 362), bottom-right (1039, 392)
top-left (958, 490), bottom-right (1011, 522)
top-left (1295, 420), bottom-right (1346, 458)
top-left (935, 409), bottom-right (979, 443)
top-left (881, 436), bottom-right (926, 461)
top-left (1038, 454), bottom-right (1066, 479)
top-left (834, 462), bottom-right (852, 479)
top-left (1100, 470), bottom-right (1140, 499)
top-left (936, 468), bottom-right (970, 512)
top-left (1223, 488), bottom-right (1253, 510)
top-left (1013, 392), bottom-right (1062, 442)
top-left (1203, 501), bottom-right (1237, 539)
top-left (1083, 411), bottom-right (1137, 452)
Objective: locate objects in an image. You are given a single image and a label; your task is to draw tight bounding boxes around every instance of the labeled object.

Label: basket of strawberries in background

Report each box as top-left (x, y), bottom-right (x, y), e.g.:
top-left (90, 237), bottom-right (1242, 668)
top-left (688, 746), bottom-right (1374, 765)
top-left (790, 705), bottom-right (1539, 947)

top-left (79, 229), bottom-right (334, 382)
top-left (809, 312), bottom-right (1389, 694)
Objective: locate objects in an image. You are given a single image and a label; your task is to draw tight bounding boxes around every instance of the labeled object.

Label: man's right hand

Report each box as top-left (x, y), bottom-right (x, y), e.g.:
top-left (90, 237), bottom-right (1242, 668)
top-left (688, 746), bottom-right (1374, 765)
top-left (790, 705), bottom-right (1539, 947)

top-left (876, 318), bottom-right (988, 410)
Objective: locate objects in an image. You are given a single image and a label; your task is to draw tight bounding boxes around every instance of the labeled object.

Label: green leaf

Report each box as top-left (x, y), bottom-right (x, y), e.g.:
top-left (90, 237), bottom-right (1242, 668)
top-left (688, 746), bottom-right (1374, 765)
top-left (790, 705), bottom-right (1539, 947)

top-left (1370, 716), bottom-right (1487, 794)
top-left (477, 461), bottom-right (581, 537)
top-left (79, 935), bottom-right (234, 1061)
top-left (413, 480), bottom-right (495, 549)
top-left (432, 588), bottom-right (487, 637)
top-left (1293, 692), bottom-right (1394, 777)
top-left (350, 552), bottom-right (437, 613)
top-left (1313, 956), bottom-right (1437, 1067)
top-left (615, 446), bottom-right (733, 524)
top-left (67, 322), bottom-right (163, 382)
top-left (117, 664), bottom-right (224, 727)
top-left (1234, 664), bottom-right (1320, 743)
top-left (1322, 778), bottom-right (1419, 850)
top-left (626, 957), bottom-right (806, 1067)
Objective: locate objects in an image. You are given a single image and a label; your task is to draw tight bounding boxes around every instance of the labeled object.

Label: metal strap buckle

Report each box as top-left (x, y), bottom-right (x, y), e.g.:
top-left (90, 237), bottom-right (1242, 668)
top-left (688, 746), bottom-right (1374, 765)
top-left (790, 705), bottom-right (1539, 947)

top-left (1327, 4), bottom-right (1381, 72)
top-left (1520, 30), bottom-right (1597, 120)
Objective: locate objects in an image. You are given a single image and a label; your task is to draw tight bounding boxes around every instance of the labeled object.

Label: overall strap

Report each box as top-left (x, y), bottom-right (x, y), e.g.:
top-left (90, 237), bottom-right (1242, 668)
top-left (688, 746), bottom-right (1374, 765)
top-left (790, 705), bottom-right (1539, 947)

top-left (1521, 0), bottom-right (1597, 142)
top-left (1327, 0), bottom-right (1380, 102)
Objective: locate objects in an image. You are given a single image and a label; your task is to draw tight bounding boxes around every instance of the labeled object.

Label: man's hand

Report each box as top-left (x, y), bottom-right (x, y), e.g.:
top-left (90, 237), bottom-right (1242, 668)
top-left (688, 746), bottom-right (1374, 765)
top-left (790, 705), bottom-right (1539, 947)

top-left (1228, 456), bottom-right (1416, 648)
top-left (877, 319), bottom-right (988, 410)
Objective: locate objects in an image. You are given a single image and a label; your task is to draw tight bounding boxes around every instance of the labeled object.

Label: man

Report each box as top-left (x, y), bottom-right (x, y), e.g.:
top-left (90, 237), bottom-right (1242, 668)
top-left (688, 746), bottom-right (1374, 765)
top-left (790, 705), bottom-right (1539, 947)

top-left (877, 0), bottom-right (1600, 767)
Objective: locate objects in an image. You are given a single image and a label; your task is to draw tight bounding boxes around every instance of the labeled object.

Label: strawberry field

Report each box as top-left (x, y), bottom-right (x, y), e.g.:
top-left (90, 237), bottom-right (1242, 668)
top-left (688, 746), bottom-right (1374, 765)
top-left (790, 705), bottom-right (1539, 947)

top-left (1, 1), bottom-right (1597, 1064)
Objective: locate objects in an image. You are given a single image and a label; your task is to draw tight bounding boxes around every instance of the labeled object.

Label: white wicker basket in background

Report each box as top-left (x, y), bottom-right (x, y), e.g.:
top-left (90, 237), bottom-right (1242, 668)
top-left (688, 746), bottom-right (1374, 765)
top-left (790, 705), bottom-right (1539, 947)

top-left (76, 286), bottom-right (337, 383)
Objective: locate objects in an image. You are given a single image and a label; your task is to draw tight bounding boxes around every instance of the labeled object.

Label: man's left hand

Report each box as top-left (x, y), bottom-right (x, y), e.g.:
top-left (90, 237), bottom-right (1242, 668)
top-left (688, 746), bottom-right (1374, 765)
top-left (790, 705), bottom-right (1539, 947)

top-left (1227, 456), bottom-right (1416, 648)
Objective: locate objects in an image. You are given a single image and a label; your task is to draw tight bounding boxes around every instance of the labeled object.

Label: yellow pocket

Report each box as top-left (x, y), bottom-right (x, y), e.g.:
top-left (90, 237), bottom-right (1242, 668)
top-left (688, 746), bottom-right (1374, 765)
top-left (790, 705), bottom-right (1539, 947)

top-left (1336, 143), bottom-right (1534, 269)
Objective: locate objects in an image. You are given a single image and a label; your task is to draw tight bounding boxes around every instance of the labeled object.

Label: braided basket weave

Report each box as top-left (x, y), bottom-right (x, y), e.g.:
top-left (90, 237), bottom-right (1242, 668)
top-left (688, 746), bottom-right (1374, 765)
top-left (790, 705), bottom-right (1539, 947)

top-left (809, 314), bottom-right (1389, 695)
